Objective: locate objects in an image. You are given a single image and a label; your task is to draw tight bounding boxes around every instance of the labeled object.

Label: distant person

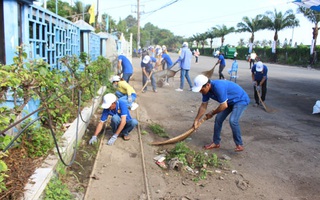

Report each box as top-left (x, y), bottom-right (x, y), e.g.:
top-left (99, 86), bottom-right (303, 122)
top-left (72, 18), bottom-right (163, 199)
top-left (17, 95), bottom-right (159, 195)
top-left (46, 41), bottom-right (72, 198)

top-left (111, 75), bottom-right (139, 111)
top-left (194, 49), bottom-right (200, 63)
top-left (141, 55), bottom-right (157, 93)
top-left (191, 74), bottom-right (250, 152)
top-left (160, 45), bottom-right (173, 70)
top-left (234, 51), bottom-right (238, 60)
top-left (214, 52), bottom-right (226, 80)
top-left (89, 93), bottom-right (138, 145)
top-left (251, 61), bottom-right (268, 107)
top-left (118, 54), bottom-right (133, 83)
top-left (173, 42), bottom-right (193, 92)
top-left (249, 51), bottom-right (257, 69)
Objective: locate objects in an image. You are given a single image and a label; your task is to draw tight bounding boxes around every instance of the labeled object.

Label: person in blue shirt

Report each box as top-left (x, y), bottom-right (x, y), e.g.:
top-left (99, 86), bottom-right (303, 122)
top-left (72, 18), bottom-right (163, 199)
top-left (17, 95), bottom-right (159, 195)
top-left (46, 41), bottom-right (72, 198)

top-left (141, 55), bottom-right (157, 93)
top-left (214, 52), bottom-right (226, 79)
top-left (251, 61), bottom-right (268, 107)
top-left (118, 54), bottom-right (133, 83)
top-left (89, 93), bottom-right (138, 145)
top-left (192, 74), bottom-right (250, 152)
top-left (160, 45), bottom-right (173, 70)
top-left (173, 42), bottom-right (193, 92)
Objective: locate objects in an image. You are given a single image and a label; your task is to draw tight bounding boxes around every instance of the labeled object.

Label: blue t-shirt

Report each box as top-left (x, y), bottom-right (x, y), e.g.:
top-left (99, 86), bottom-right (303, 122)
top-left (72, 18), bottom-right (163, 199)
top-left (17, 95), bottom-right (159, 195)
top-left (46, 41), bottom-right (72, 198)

top-left (162, 53), bottom-right (173, 68)
top-left (202, 80), bottom-right (250, 106)
top-left (251, 64), bottom-right (268, 81)
top-left (118, 55), bottom-right (133, 73)
top-left (100, 100), bottom-right (132, 122)
top-left (218, 54), bottom-right (226, 66)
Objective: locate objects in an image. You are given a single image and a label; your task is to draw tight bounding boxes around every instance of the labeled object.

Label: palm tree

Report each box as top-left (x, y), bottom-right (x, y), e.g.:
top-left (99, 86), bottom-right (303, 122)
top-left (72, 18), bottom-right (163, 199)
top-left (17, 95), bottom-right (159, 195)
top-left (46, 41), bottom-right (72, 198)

top-left (297, 7), bottom-right (320, 65)
top-left (212, 25), bottom-right (235, 46)
top-left (264, 9), bottom-right (299, 54)
top-left (199, 33), bottom-right (207, 52)
top-left (237, 15), bottom-right (265, 43)
top-left (191, 33), bottom-right (201, 49)
top-left (206, 28), bottom-right (217, 49)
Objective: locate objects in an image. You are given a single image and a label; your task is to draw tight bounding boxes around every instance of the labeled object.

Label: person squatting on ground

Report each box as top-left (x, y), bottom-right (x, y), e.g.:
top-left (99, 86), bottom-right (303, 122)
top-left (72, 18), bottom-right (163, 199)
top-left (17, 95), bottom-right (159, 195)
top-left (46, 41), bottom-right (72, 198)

top-left (89, 93), bottom-right (138, 145)
top-left (191, 74), bottom-right (250, 152)
top-left (251, 61), bottom-right (268, 107)
top-left (141, 55), bottom-right (158, 93)
top-left (173, 42), bottom-right (193, 92)
top-left (111, 75), bottom-right (139, 111)
top-left (118, 54), bottom-right (134, 83)
top-left (214, 52), bottom-right (226, 79)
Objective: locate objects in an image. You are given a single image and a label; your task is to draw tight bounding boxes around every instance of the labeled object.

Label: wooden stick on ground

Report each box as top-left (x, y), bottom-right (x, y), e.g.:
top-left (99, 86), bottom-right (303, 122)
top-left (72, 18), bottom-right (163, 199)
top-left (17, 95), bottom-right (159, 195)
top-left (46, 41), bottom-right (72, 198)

top-left (150, 117), bottom-right (207, 146)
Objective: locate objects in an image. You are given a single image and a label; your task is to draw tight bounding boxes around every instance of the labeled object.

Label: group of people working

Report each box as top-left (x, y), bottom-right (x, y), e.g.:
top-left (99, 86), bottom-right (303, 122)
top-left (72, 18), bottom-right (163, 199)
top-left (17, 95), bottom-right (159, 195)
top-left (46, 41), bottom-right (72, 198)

top-left (88, 42), bottom-right (268, 152)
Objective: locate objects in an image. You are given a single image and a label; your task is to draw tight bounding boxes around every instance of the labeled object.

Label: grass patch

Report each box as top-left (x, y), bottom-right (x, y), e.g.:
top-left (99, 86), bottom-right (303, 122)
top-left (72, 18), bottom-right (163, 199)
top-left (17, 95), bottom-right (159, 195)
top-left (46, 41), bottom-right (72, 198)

top-left (149, 123), bottom-right (169, 138)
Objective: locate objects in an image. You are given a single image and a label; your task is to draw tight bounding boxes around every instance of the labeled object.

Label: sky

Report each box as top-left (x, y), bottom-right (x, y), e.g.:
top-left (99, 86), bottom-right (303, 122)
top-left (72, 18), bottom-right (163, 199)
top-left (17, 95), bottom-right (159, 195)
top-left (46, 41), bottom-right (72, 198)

top-left (58, 0), bottom-right (316, 46)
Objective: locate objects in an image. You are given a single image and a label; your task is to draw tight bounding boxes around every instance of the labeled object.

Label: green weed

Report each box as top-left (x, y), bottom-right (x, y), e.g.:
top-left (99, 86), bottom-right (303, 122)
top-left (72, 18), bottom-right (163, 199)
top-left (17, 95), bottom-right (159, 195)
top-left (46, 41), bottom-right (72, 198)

top-left (149, 123), bottom-right (169, 138)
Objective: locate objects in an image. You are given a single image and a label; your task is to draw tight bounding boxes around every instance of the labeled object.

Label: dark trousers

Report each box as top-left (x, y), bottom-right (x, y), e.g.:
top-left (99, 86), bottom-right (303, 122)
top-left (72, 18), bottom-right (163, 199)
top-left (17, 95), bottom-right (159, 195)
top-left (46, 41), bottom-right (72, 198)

top-left (219, 64), bottom-right (225, 79)
top-left (254, 80), bottom-right (267, 104)
top-left (250, 59), bottom-right (255, 69)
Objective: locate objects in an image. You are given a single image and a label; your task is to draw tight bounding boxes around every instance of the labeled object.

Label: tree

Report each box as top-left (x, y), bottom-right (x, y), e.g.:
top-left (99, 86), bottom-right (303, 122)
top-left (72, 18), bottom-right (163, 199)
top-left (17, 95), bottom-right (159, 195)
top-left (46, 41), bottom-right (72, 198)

top-left (297, 6), bottom-right (320, 65)
top-left (264, 9), bottom-right (299, 54)
top-left (237, 15), bottom-right (265, 43)
top-left (46, 0), bottom-right (73, 19)
top-left (190, 33), bottom-right (201, 49)
top-left (206, 29), bottom-right (217, 49)
top-left (199, 33), bottom-right (207, 51)
top-left (212, 25), bottom-right (235, 46)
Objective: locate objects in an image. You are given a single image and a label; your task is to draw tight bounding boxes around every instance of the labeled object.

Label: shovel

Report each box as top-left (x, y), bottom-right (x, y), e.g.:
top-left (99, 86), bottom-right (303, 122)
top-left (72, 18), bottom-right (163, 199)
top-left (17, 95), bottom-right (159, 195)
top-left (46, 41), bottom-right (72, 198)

top-left (256, 88), bottom-right (271, 113)
top-left (150, 117), bottom-right (207, 145)
top-left (141, 70), bottom-right (154, 92)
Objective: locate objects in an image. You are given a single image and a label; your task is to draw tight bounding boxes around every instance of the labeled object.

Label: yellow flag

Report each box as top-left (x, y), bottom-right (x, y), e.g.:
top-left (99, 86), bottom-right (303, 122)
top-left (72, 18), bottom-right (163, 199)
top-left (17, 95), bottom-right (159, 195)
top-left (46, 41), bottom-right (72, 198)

top-left (89, 4), bottom-right (95, 24)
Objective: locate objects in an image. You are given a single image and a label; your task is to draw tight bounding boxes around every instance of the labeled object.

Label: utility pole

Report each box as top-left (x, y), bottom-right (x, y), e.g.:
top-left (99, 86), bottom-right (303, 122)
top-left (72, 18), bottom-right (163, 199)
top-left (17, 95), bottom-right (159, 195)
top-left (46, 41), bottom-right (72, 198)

top-left (137, 0), bottom-right (140, 49)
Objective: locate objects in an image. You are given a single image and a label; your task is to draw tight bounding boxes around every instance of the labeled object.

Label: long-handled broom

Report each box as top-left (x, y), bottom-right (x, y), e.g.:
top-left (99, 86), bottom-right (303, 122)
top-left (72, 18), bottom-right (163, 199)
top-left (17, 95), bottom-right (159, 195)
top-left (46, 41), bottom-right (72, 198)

top-left (202, 64), bottom-right (217, 78)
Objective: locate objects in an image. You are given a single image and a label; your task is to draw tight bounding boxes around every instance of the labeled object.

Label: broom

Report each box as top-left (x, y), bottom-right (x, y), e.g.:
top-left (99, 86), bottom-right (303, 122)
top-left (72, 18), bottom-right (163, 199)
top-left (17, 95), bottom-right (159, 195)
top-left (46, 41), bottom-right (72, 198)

top-left (202, 64), bottom-right (217, 78)
top-left (150, 117), bottom-right (207, 145)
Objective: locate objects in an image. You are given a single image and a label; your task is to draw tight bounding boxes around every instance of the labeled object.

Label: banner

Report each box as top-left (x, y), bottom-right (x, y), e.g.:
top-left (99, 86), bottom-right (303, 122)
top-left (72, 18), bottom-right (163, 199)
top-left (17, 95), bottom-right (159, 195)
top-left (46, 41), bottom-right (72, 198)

top-left (89, 5), bottom-right (95, 24)
top-left (272, 41), bottom-right (276, 53)
top-left (310, 39), bottom-right (315, 55)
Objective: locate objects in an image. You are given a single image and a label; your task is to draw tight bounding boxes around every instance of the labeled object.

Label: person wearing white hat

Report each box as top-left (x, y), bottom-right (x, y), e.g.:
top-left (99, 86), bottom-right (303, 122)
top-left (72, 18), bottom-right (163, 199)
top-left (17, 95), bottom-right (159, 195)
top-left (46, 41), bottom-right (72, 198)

top-left (141, 55), bottom-right (158, 93)
top-left (251, 61), bottom-right (268, 107)
top-left (191, 74), bottom-right (250, 152)
top-left (111, 75), bottom-right (139, 111)
top-left (89, 93), bottom-right (138, 145)
top-left (173, 42), bottom-right (193, 92)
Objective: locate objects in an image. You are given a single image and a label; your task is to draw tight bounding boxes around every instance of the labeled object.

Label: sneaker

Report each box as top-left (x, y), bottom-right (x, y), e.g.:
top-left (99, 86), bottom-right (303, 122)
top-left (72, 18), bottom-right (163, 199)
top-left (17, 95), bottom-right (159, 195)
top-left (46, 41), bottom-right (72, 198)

top-left (153, 89), bottom-right (158, 93)
top-left (163, 82), bottom-right (170, 86)
top-left (130, 103), bottom-right (139, 111)
top-left (175, 88), bottom-right (183, 92)
top-left (253, 103), bottom-right (259, 107)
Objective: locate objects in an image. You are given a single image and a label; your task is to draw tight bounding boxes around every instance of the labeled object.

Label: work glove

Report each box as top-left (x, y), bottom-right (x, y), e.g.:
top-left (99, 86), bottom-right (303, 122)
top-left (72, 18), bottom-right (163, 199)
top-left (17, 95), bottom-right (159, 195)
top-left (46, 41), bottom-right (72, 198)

top-left (107, 134), bottom-right (118, 145)
top-left (256, 86), bottom-right (261, 91)
top-left (128, 95), bottom-right (132, 103)
top-left (89, 136), bottom-right (97, 145)
top-left (252, 81), bottom-right (257, 86)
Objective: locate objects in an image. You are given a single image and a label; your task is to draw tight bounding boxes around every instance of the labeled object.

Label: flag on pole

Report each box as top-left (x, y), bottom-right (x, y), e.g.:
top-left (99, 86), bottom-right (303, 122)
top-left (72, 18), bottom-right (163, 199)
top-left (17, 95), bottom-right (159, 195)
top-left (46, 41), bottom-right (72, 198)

top-left (88, 4), bottom-right (95, 24)
top-left (293, 0), bottom-right (320, 11)
top-left (105, 15), bottom-right (109, 32)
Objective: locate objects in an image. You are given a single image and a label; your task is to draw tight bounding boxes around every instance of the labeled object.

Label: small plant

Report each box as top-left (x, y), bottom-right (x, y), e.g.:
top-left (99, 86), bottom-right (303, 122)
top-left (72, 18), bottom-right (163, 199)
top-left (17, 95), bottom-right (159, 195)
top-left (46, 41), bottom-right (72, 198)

top-left (44, 176), bottom-right (73, 200)
top-left (149, 123), bottom-right (169, 138)
top-left (0, 152), bottom-right (9, 193)
top-left (21, 122), bottom-right (54, 158)
top-left (141, 130), bottom-right (148, 135)
top-left (167, 142), bottom-right (223, 180)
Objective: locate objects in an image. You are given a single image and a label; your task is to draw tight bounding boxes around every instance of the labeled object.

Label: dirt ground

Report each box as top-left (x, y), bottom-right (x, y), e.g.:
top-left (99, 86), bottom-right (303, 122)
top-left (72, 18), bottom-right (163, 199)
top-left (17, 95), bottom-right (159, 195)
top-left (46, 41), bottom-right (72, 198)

top-left (83, 54), bottom-right (320, 200)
